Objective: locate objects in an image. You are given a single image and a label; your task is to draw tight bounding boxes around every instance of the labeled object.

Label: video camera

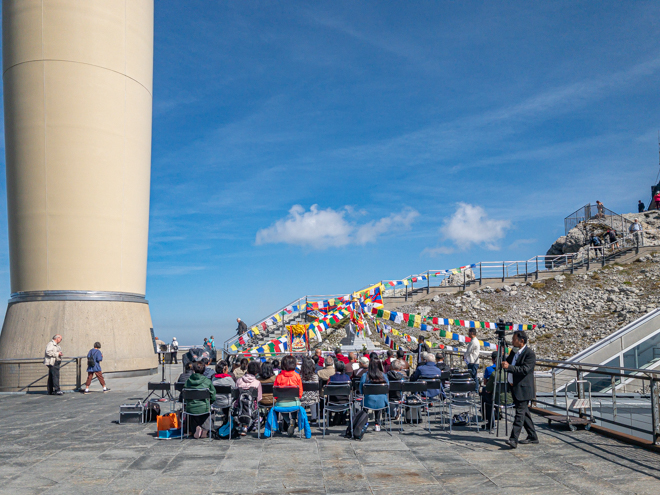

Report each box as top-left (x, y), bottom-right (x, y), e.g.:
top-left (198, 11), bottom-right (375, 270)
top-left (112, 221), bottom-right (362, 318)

top-left (495, 319), bottom-right (512, 340)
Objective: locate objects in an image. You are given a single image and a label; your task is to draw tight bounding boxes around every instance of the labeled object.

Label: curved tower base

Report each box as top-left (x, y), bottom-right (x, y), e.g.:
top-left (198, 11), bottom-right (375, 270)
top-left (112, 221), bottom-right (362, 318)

top-left (0, 299), bottom-right (158, 391)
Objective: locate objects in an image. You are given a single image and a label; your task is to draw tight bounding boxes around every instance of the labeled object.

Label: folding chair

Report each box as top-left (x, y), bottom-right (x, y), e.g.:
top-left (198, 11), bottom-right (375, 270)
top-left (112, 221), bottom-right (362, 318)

top-left (322, 383), bottom-right (353, 438)
top-left (259, 382), bottom-right (275, 420)
top-left (422, 379), bottom-right (447, 429)
top-left (447, 379), bottom-right (479, 434)
top-left (181, 388), bottom-right (213, 441)
top-left (400, 382), bottom-right (431, 433)
top-left (362, 383), bottom-right (392, 435)
top-left (213, 385), bottom-right (233, 439)
top-left (273, 386), bottom-right (303, 438)
top-left (387, 380), bottom-right (405, 429)
top-left (233, 387), bottom-right (261, 439)
top-left (351, 377), bottom-right (363, 411)
top-left (302, 381), bottom-right (320, 425)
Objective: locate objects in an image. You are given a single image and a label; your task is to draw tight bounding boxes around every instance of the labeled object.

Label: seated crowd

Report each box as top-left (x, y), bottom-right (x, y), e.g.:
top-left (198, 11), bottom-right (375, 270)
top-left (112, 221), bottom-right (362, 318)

top-left (176, 348), bottom-right (458, 439)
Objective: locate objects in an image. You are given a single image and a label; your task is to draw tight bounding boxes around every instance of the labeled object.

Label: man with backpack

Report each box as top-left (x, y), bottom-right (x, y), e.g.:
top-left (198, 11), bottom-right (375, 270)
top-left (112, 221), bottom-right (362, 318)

top-left (590, 233), bottom-right (602, 256)
top-left (83, 342), bottom-right (109, 394)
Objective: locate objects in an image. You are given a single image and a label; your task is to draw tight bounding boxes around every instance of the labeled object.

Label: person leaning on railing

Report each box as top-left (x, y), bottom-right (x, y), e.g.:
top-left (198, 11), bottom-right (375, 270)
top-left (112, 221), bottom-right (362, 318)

top-left (43, 335), bottom-right (64, 396)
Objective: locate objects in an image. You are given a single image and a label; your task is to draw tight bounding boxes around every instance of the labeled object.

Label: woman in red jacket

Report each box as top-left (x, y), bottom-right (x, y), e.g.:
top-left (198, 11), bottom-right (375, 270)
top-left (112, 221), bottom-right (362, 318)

top-left (273, 355), bottom-right (303, 436)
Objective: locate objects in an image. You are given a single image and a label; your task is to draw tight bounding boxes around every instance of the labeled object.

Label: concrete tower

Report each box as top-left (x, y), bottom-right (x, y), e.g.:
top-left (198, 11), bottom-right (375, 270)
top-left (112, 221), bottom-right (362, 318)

top-left (0, 1), bottom-right (158, 377)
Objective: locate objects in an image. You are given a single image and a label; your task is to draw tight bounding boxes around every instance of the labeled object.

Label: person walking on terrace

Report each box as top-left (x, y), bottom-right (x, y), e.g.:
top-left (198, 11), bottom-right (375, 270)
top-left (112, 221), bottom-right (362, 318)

top-left (44, 335), bottom-right (64, 395)
top-left (502, 331), bottom-right (538, 448)
top-left (170, 337), bottom-right (179, 364)
top-left (83, 342), bottom-right (110, 394)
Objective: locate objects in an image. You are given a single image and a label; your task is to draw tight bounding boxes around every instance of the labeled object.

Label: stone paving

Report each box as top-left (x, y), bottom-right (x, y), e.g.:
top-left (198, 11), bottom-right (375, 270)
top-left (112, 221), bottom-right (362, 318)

top-left (1, 373), bottom-right (659, 494)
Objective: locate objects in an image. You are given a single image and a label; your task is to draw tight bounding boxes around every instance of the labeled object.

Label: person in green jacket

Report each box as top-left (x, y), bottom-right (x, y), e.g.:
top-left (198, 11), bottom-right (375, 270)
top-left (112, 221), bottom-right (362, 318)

top-left (482, 367), bottom-right (513, 430)
top-left (184, 361), bottom-right (216, 439)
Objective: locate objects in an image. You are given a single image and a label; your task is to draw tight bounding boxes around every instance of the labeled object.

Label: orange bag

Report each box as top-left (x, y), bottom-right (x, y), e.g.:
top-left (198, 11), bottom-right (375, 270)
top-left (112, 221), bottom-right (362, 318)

top-left (157, 413), bottom-right (179, 431)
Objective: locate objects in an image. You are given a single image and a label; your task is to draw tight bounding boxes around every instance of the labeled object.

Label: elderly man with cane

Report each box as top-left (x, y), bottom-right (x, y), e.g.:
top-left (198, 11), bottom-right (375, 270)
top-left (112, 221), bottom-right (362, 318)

top-left (502, 330), bottom-right (538, 448)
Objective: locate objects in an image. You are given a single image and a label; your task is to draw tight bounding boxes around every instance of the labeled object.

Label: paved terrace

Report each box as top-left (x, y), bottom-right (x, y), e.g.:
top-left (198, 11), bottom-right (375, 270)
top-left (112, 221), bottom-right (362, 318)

top-left (1, 370), bottom-right (659, 495)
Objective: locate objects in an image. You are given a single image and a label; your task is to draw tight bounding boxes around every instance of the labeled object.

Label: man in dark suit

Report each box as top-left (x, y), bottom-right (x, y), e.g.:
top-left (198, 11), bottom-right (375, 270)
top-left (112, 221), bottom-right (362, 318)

top-left (502, 330), bottom-right (538, 448)
top-left (410, 335), bottom-right (430, 365)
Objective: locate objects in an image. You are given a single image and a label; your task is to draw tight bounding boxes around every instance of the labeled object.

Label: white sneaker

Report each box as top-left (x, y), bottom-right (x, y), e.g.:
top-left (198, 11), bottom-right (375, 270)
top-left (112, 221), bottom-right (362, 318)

top-left (375, 424), bottom-right (381, 432)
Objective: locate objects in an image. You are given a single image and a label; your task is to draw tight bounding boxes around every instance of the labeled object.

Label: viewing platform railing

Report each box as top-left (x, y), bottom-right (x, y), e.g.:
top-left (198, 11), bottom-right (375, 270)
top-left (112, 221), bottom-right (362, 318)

top-left (0, 356), bottom-right (84, 393)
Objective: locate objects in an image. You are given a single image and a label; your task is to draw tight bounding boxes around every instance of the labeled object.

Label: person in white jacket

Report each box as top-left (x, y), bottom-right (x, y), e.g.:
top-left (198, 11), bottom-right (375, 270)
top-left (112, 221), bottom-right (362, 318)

top-left (44, 335), bottom-right (64, 395)
top-left (464, 329), bottom-right (480, 390)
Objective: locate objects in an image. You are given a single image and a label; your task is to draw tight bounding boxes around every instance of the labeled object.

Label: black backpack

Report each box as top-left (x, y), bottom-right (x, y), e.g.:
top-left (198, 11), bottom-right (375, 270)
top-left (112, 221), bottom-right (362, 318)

top-left (345, 409), bottom-right (369, 440)
top-left (234, 389), bottom-right (257, 426)
top-left (86, 350), bottom-right (96, 369)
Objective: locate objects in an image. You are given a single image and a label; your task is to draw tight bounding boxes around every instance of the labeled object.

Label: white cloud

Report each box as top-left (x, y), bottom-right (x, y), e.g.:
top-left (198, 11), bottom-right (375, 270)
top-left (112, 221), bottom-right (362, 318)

top-left (423, 203), bottom-right (511, 256)
top-left (255, 205), bottom-right (418, 249)
top-left (355, 208), bottom-right (419, 245)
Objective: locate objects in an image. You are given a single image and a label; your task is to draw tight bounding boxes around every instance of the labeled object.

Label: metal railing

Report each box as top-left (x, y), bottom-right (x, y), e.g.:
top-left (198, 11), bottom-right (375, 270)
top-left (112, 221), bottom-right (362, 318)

top-left (0, 356), bottom-right (84, 393)
top-left (222, 295), bottom-right (310, 352)
top-left (564, 204), bottom-right (633, 236)
top-left (440, 349), bottom-right (660, 445)
top-left (384, 232), bottom-right (649, 301)
top-left (534, 358), bottom-right (660, 445)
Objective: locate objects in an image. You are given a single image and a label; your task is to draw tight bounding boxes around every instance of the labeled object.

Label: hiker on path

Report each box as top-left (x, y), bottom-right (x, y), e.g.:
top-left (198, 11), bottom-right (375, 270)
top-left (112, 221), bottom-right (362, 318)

top-left (84, 342), bottom-right (110, 394)
top-left (606, 229), bottom-right (618, 250)
top-left (236, 318), bottom-right (248, 336)
top-left (590, 234), bottom-right (603, 256)
top-left (629, 219), bottom-right (644, 246)
top-left (44, 335), bottom-right (64, 395)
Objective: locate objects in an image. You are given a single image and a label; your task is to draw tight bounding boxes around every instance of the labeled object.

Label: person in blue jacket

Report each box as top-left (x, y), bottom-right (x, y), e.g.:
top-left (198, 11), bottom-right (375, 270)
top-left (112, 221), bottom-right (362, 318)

top-left (360, 356), bottom-right (389, 432)
top-left (83, 342), bottom-right (109, 394)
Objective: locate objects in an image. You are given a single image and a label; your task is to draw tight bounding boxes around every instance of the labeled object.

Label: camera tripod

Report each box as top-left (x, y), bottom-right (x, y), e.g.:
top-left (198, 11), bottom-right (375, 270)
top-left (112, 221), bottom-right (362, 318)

top-left (488, 323), bottom-right (512, 436)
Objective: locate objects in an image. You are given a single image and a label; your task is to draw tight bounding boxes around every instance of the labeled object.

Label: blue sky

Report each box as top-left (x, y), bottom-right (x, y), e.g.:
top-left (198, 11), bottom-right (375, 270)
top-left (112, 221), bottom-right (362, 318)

top-left (2, 2), bottom-right (660, 345)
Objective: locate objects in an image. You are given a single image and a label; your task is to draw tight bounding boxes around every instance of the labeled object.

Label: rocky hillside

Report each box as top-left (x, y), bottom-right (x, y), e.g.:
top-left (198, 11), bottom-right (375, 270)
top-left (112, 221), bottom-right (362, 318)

top-left (315, 252), bottom-right (660, 362)
top-left (387, 252), bottom-right (660, 360)
top-left (313, 211), bottom-right (660, 361)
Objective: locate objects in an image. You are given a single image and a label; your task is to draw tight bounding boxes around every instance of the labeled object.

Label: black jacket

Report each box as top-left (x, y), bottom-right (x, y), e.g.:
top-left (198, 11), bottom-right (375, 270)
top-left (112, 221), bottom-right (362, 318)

top-left (236, 320), bottom-right (248, 335)
top-left (505, 346), bottom-right (536, 402)
top-left (409, 342), bottom-right (430, 363)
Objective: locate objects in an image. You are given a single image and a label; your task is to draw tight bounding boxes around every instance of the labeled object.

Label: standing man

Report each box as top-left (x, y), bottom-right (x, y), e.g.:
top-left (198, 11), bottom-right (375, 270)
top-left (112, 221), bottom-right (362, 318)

top-left (44, 335), bottom-right (64, 395)
top-left (629, 219), bottom-right (644, 247)
top-left (171, 337), bottom-right (179, 364)
top-left (412, 335), bottom-right (430, 365)
top-left (236, 318), bottom-right (248, 336)
top-left (638, 200), bottom-right (645, 213)
top-left (83, 342), bottom-right (110, 394)
top-left (502, 330), bottom-right (538, 448)
top-left (209, 336), bottom-right (215, 349)
top-left (465, 329), bottom-right (480, 390)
